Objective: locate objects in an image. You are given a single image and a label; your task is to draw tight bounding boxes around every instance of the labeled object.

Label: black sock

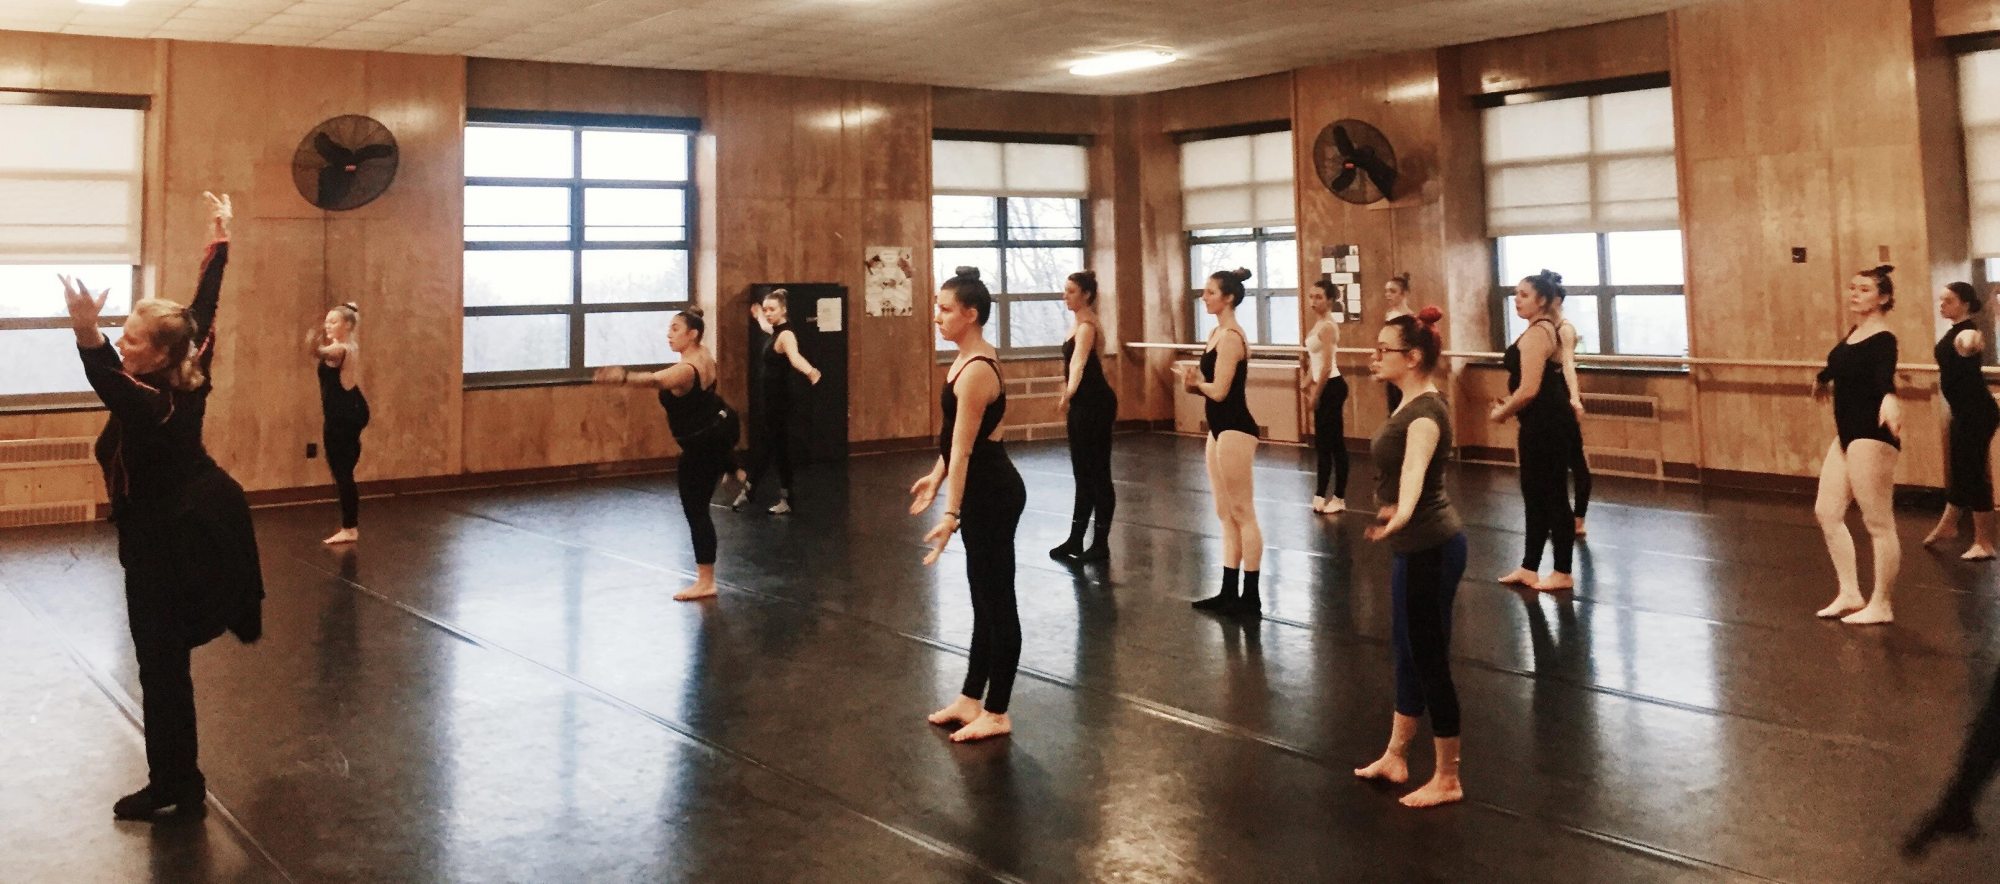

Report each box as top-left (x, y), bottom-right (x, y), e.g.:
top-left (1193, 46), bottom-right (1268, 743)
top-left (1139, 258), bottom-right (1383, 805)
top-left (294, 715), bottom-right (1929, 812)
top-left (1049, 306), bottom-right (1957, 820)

top-left (1051, 521), bottom-right (1085, 557)
top-left (1237, 570), bottom-right (1261, 612)
top-left (1193, 567), bottom-right (1240, 610)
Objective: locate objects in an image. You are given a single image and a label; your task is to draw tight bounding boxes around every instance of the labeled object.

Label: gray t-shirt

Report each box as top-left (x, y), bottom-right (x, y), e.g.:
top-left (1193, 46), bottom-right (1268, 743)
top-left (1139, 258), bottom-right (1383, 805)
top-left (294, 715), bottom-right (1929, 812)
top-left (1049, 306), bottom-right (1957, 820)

top-left (1370, 390), bottom-right (1464, 553)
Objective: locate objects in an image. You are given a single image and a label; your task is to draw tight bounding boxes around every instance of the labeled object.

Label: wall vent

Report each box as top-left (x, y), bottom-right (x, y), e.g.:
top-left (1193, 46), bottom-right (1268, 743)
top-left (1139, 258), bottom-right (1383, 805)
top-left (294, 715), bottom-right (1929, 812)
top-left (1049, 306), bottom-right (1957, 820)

top-left (0, 437), bottom-right (95, 467)
top-left (1580, 393), bottom-right (1659, 421)
top-left (0, 502), bottom-right (94, 529)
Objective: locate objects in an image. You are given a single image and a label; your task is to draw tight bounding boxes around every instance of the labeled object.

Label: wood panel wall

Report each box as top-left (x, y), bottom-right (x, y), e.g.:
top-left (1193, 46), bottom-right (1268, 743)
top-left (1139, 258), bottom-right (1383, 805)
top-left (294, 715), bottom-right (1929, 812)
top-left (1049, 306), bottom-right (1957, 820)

top-left (1937, 0), bottom-right (2000, 35)
top-left (1454, 15), bottom-right (1670, 96)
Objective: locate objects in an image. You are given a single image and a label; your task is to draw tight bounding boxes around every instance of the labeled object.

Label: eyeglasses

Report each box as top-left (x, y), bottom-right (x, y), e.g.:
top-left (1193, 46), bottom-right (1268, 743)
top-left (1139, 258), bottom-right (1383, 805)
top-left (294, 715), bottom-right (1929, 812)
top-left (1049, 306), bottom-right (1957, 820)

top-left (1373, 346), bottom-right (1414, 355)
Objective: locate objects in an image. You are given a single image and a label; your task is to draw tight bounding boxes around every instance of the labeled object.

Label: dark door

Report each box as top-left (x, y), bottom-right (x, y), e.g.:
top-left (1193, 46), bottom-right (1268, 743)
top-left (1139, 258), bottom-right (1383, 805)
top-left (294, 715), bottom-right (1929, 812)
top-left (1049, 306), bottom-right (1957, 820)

top-left (748, 283), bottom-right (848, 465)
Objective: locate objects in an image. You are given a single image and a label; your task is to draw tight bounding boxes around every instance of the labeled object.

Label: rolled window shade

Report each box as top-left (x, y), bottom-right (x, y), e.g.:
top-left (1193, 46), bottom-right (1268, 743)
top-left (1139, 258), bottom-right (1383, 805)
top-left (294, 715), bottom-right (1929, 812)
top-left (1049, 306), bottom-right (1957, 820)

top-left (932, 139), bottom-right (1086, 197)
top-left (1482, 87), bottom-right (1679, 237)
top-left (0, 103), bottom-right (144, 265)
top-left (1181, 130), bottom-right (1293, 230)
top-left (1963, 50), bottom-right (2000, 259)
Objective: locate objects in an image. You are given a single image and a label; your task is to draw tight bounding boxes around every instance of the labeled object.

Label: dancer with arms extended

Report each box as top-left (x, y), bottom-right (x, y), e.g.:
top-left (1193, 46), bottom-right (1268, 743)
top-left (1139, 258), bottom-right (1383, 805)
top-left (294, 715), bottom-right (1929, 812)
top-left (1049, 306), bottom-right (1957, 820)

top-left (735, 288), bottom-right (822, 514)
top-left (1923, 281), bottom-right (1999, 561)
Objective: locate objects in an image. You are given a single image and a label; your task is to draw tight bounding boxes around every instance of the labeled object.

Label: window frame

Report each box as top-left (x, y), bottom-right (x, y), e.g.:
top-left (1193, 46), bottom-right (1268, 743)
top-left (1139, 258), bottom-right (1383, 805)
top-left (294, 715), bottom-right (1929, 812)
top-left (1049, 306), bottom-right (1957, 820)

top-left (1488, 231), bottom-right (1687, 357)
top-left (0, 90), bottom-right (150, 411)
top-left (931, 193), bottom-right (1091, 360)
top-left (1186, 225), bottom-right (1300, 347)
top-left (462, 109), bottom-right (699, 387)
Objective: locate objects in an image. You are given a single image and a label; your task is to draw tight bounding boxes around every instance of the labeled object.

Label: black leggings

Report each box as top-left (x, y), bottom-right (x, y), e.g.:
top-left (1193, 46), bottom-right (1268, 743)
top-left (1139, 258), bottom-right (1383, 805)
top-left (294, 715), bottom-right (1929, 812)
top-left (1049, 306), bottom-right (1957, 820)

top-left (961, 445), bottom-right (1027, 714)
top-left (1519, 418), bottom-right (1575, 573)
top-left (1392, 533), bottom-right (1468, 737)
top-left (1948, 412), bottom-right (1998, 511)
top-left (678, 432), bottom-right (737, 565)
top-left (1066, 391), bottom-right (1117, 544)
top-left (1563, 413), bottom-right (1592, 519)
top-left (324, 419), bottom-right (364, 529)
top-left (126, 575), bottom-right (201, 793)
top-left (1936, 665), bottom-right (2000, 815)
top-left (749, 395), bottom-right (794, 495)
top-left (1315, 378), bottom-right (1349, 499)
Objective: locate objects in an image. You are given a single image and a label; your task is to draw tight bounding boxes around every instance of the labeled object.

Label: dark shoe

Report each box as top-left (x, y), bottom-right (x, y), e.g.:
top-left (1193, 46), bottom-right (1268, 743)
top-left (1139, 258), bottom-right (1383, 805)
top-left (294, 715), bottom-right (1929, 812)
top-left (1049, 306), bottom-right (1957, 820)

top-left (1049, 541), bottom-right (1083, 561)
top-left (1074, 545), bottom-right (1110, 563)
top-left (1191, 592), bottom-right (1238, 612)
top-left (113, 783), bottom-right (206, 822)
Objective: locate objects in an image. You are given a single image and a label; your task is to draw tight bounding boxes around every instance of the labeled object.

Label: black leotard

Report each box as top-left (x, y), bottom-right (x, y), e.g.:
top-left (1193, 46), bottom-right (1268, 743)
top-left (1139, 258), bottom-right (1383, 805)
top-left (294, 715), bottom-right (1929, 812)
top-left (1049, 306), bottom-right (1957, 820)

top-left (1504, 319), bottom-right (1574, 573)
top-left (661, 362), bottom-right (738, 566)
top-left (1061, 323), bottom-right (1117, 550)
top-left (939, 354), bottom-right (1025, 714)
top-left (317, 357), bottom-right (369, 530)
top-left (1199, 329), bottom-right (1258, 439)
top-left (1938, 320), bottom-right (1997, 509)
top-left (940, 355), bottom-right (1007, 453)
top-left (1819, 329), bottom-right (1900, 451)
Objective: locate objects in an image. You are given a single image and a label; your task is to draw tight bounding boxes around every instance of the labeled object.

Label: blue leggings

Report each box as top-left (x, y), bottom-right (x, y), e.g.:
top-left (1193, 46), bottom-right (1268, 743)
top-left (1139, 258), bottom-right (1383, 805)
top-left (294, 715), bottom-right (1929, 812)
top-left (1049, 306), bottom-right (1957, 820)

top-left (1391, 533), bottom-right (1468, 737)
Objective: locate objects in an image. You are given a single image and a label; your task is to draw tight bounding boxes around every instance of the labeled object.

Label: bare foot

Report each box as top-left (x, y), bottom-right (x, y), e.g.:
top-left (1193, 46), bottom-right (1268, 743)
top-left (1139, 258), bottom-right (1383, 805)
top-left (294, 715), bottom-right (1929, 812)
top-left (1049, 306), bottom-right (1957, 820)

top-left (1399, 775), bottom-right (1463, 808)
top-left (1815, 593), bottom-right (1866, 619)
top-left (1841, 603), bottom-right (1894, 625)
top-left (672, 579), bottom-right (718, 601)
top-left (949, 711), bottom-right (1012, 742)
top-left (1497, 567), bottom-right (1538, 586)
top-left (1574, 517), bottom-right (1588, 538)
top-left (1963, 545), bottom-right (1996, 562)
top-left (1924, 526), bottom-right (1958, 547)
top-left (1353, 752), bottom-right (1409, 784)
top-left (927, 696), bottom-right (983, 728)
top-left (1534, 572), bottom-right (1574, 592)
top-left (322, 528), bottom-right (358, 545)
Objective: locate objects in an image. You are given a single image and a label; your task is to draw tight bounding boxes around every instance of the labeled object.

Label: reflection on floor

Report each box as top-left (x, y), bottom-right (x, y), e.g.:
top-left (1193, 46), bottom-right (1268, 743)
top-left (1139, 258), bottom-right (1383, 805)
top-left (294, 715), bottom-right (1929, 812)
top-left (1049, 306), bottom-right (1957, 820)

top-left (2, 433), bottom-right (1997, 882)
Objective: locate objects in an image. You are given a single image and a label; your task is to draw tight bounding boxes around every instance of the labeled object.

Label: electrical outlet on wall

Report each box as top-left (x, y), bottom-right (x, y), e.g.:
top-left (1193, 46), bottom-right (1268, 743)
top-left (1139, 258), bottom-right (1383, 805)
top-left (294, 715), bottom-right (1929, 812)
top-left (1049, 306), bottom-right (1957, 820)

top-left (306, 443), bottom-right (318, 459)
top-left (1792, 247), bottom-right (1807, 263)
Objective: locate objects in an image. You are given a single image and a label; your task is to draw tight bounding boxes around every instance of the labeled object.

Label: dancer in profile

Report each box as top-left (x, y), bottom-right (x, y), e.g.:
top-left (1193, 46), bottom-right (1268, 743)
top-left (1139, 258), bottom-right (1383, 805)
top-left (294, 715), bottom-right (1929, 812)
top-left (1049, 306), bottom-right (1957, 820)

top-left (1354, 306), bottom-right (1467, 809)
top-left (1184, 268), bottom-right (1265, 616)
top-left (1923, 281), bottom-right (1998, 561)
top-left (913, 268), bottom-right (1026, 742)
top-left (1812, 266), bottom-right (1902, 624)
top-left (1382, 274), bottom-right (1413, 413)
top-left (1303, 279), bottom-right (1348, 514)
top-left (735, 288), bottom-right (822, 515)
top-left (308, 302), bottom-right (369, 545)
top-left (1051, 270), bottom-right (1118, 563)
top-left (62, 192), bottom-right (263, 821)
top-left (595, 307), bottom-right (743, 601)
top-left (1490, 270), bottom-right (1575, 592)
top-left (1550, 295), bottom-right (1591, 538)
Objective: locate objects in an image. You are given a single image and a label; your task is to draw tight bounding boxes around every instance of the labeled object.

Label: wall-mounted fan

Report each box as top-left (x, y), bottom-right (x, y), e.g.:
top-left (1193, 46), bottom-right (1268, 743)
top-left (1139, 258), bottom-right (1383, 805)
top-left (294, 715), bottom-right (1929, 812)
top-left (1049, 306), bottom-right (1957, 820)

top-left (1313, 120), bottom-right (1397, 205)
top-left (291, 115), bottom-right (399, 211)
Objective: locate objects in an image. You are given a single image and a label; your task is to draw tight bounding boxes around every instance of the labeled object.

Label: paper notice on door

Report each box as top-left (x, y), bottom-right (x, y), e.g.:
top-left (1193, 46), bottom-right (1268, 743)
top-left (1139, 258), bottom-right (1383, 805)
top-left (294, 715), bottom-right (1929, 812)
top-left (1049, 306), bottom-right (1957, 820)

top-left (817, 297), bottom-right (843, 332)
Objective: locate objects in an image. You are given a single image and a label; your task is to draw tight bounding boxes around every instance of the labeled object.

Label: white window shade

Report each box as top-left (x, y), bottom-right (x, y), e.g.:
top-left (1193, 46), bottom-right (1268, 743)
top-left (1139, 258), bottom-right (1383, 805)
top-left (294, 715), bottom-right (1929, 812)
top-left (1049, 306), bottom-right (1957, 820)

top-left (1482, 87), bottom-right (1679, 236)
top-left (1964, 49), bottom-right (2000, 259)
top-left (0, 103), bottom-right (144, 265)
top-left (1181, 130), bottom-right (1294, 230)
top-left (932, 139), bottom-right (1086, 197)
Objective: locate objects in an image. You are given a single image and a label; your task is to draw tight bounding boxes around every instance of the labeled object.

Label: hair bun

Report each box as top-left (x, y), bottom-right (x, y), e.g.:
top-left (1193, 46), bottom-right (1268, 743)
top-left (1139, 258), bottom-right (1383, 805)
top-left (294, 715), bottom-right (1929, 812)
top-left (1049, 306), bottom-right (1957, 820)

top-left (1231, 267), bottom-right (1253, 283)
top-left (339, 301), bottom-right (359, 312)
top-left (954, 266), bottom-right (981, 281)
top-left (1077, 269), bottom-right (1096, 280)
top-left (1391, 272), bottom-right (1412, 287)
top-left (1873, 264), bottom-right (1895, 276)
top-left (1539, 269), bottom-right (1563, 285)
top-left (1416, 305), bottom-right (1444, 326)
top-left (684, 305), bottom-right (705, 317)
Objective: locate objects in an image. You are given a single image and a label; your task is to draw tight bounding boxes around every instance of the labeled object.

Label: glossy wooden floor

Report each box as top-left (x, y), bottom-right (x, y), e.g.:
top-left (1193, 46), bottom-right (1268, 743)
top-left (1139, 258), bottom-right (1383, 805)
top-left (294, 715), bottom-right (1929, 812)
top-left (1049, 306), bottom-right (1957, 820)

top-left (3, 433), bottom-right (1997, 882)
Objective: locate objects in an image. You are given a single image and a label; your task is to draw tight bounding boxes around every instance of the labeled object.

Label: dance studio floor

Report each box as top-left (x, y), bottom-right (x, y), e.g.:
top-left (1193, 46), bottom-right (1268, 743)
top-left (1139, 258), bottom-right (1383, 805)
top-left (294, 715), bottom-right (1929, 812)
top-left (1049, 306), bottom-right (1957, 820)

top-left (3, 432), bottom-right (1997, 882)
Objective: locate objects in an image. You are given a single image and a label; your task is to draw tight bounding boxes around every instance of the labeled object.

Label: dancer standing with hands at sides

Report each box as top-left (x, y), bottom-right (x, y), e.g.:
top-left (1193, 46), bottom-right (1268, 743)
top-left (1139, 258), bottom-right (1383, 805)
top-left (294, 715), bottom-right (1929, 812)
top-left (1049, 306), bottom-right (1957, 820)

top-left (735, 288), bottom-right (822, 515)
top-left (1355, 306), bottom-right (1468, 809)
top-left (1490, 270), bottom-right (1575, 592)
top-left (1924, 281), bottom-right (1999, 561)
top-left (594, 308), bottom-right (744, 601)
top-left (1184, 268), bottom-right (1266, 616)
top-left (1051, 270), bottom-right (1118, 562)
top-left (1811, 266), bottom-right (1903, 624)
top-left (308, 302), bottom-right (369, 545)
top-left (1304, 279), bottom-right (1349, 514)
top-left (1551, 297), bottom-right (1592, 538)
top-left (1382, 274), bottom-right (1414, 413)
top-left (913, 268), bottom-right (1027, 742)
top-left (62, 192), bottom-right (264, 821)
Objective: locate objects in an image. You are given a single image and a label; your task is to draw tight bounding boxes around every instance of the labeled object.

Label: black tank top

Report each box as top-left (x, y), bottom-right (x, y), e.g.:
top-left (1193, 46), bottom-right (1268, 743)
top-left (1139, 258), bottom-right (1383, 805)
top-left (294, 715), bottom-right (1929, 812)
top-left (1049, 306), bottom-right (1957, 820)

top-left (1937, 320), bottom-right (1998, 422)
top-left (659, 363), bottom-right (729, 441)
top-left (763, 322), bottom-right (793, 399)
top-left (1199, 328), bottom-right (1259, 438)
top-left (939, 355), bottom-right (1007, 456)
top-left (1062, 322), bottom-right (1113, 403)
top-left (1504, 320), bottom-right (1569, 427)
top-left (317, 358), bottom-right (368, 425)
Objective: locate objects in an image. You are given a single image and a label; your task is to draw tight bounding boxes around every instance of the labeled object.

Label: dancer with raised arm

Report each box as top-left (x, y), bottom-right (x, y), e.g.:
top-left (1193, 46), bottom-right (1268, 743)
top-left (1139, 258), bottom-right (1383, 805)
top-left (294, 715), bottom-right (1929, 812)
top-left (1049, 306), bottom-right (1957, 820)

top-left (308, 302), bottom-right (368, 545)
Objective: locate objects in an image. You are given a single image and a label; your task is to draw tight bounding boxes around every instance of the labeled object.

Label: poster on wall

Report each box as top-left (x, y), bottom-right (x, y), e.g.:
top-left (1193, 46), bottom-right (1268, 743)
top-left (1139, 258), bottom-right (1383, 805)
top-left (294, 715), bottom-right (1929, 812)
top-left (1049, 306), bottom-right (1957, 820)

top-left (864, 246), bottom-right (915, 317)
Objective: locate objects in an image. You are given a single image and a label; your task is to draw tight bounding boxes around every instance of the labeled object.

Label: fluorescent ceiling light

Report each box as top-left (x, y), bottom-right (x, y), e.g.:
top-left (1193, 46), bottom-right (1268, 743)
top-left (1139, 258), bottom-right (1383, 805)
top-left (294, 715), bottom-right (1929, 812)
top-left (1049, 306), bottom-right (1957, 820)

top-left (1069, 49), bottom-right (1177, 77)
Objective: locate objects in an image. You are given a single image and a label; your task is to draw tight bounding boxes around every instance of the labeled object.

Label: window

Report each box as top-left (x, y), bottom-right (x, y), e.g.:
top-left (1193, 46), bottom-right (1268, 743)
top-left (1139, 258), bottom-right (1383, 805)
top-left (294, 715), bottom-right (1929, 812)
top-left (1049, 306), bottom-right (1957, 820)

top-left (931, 139), bottom-right (1088, 355)
top-left (1483, 86), bottom-right (1688, 356)
top-left (1965, 50), bottom-right (2000, 277)
top-left (1181, 130), bottom-right (1298, 345)
top-left (463, 112), bottom-right (695, 383)
top-left (0, 96), bottom-right (145, 406)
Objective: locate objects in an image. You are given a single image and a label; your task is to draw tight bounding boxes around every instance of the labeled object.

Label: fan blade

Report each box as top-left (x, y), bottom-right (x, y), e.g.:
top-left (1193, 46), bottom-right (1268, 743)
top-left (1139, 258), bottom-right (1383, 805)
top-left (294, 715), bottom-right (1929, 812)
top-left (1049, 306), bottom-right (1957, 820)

top-left (314, 132), bottom-right (353, 165)
top-left (1354, 150), bottom-right (1396, 189)
top-left (1333, 125), bottom-right (1356, 158)
top-left (318, 166), bottom-right (354, 208)
top-left (1330, 164), bottom-right (1357, 192)
top-left (1362, 164), bottom-right (1399, 200)
top-left (352, 143), bottom-right (396, 163)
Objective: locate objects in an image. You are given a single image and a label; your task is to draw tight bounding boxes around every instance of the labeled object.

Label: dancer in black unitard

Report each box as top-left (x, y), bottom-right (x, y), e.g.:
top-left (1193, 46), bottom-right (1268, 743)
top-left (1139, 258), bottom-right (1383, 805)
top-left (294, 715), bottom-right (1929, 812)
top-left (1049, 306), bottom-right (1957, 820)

top-left (1924, 281), bottom-right (1999, 561)
top-left (1491, 270), bottom-right (1575, 592)
top-left (1185, 268), bottom-right (1265, 617)
top-left (1304, 279), bottom-right (1349, 514)
top-left (596, 308), bottom-right (744, 601)
top-left (309, 302), bottom-right (368, 545)
top-left (736, 288), bottom-right (821, 514)
top-left (1355, 306), bottom-right (1468, 810)
top-left (1551, 302), bottom-right (1592, 538)
top-left (914, 267), bottom-right (1026, 743)
top-left (1051, 270), bottom-right (1118, 563)
top-left (1811, 266), bottom-right (1902, 625)
top-left (61, 192), bottom-right (263, 821)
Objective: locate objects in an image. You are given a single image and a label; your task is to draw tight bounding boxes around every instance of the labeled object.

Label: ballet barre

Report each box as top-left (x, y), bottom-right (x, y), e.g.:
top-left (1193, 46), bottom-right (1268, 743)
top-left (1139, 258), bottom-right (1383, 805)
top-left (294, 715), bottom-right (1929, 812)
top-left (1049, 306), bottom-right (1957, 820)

top-left (1123, 342), bottom-right (1990, 375)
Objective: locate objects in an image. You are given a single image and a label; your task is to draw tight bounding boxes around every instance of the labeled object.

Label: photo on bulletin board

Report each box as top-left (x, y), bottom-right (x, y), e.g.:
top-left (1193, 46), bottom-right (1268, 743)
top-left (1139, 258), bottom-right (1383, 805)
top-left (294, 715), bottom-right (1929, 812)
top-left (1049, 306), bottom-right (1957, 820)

top-left (1321, 243), bottom-right (1363, 321)
top-left (863, 246), bottom-right (914, 317)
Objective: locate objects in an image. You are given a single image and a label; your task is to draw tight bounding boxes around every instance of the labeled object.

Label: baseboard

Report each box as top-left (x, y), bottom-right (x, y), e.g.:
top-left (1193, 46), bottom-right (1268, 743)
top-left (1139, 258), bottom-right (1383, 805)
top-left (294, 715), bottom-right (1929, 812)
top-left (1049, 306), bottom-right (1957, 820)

top-left (227, 457), bottom-right (678, 514)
